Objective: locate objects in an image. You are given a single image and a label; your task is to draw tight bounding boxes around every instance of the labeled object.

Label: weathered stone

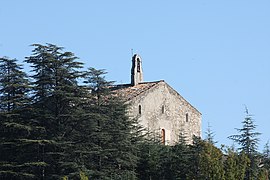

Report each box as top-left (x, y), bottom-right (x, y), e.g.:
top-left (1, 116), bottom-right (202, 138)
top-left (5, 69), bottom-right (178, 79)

top-left (131, 54), bottom-right (143, 86)
top-left (114, 54), bottom-right (201, 145)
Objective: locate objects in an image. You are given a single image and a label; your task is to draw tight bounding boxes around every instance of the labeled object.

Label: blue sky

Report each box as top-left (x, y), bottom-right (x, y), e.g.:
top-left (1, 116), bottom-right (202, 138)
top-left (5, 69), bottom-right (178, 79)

top-left (1, 1), bottom-right (270, 151)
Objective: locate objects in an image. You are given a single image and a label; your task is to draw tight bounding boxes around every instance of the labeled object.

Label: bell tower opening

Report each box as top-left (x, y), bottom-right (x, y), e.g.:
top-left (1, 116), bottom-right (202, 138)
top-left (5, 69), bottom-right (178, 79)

top-left (137, 58), bottom-right (141, 72)
top-left (131, 54), bottom-right (143, 86)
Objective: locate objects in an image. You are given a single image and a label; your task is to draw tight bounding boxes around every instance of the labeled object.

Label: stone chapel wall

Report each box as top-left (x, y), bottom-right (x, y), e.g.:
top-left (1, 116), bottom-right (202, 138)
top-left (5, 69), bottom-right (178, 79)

top-left (127, 81), bottom-right (201, 145)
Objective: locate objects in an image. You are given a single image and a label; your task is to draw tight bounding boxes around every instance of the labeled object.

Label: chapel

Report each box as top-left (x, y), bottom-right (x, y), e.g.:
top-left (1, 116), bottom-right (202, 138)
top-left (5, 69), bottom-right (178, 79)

top-left (114, 54), bottom-right (201, 145)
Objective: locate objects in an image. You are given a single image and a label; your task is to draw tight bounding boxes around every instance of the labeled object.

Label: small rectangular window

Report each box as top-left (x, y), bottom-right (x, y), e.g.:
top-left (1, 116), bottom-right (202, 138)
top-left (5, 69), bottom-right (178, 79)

top-left (139, 105), bottom-right (142, 114)
top-left (162, 105), bottom-right (165, 114)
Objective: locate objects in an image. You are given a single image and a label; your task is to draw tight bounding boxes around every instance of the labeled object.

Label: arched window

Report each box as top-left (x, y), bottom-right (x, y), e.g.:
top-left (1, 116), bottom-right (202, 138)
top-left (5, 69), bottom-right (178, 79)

top-left (162, 105), bottom-right (165, 114)
top-left (186, 113), bottom-right (189, 122)
top-left (161, 129), bottom-right (165, 145)
top-left (139, 105), bottom-right (142, 115)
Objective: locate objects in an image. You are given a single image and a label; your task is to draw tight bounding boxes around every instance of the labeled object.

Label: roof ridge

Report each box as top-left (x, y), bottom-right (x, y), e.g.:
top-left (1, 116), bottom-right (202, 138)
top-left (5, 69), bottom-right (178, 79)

top-left (138, 80), bottom-right (164, 84)
top-left (162, 82), bottom-right (202, 115)
top-left (115, 80), bottom-right (164, 87)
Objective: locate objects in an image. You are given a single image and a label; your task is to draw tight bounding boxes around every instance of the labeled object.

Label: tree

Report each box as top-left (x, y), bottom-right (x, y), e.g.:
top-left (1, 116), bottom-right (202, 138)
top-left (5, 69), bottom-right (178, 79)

top-left (223, 147), bottom-right (249, 180)
top-left (187, 137), bottom-right (224, 180)
top-left (136, 124), bottom-right (191, 180)
top-left (0, 57), bottom-right (44, 179)
top-left (228, 108), bottom-right (261, 179)
top-left (25, 44), bottom-right (85, 179)
top-left (198, 141), bottom-right (224, 180)
top-left (261, 141), bottom-right (270, 179)
top-left (81, 67), bottom-right (142, 179)
top-left (170, 126), bottom-right (191, 179)
top-left (263, 141), bottom-right (270, 159)
top-left (136, 140), bottom-right (165, 180)
top-left (0, 44), bottom-right (144, 179)
top-left (205, 122), bottom-right (217, 145)
top-left (0, 57), bottom-right (30, 111)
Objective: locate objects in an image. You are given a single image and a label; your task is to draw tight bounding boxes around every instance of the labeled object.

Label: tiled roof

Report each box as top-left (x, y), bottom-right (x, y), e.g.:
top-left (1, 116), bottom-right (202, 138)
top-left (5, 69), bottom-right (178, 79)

top-left (112, 80), bottom-right (201, 114)
top-left (111, 81), bottom-right (162, 101)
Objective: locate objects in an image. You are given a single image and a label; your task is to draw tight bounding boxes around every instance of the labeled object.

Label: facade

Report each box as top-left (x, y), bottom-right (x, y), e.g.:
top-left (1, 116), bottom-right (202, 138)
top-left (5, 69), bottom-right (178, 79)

top-left (114, 54), bottom-right (201, 145)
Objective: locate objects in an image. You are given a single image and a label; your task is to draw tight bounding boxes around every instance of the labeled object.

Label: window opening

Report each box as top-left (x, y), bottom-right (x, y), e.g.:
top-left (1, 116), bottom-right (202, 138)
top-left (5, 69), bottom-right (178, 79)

top-left (162, 105), bottom-right (165, 114)
top-left (186, 113), bottom-right (189, 122)
top-left (139, 105), bottom-right (142, 115)
top-left (161, 129), bottom-right (165, 145)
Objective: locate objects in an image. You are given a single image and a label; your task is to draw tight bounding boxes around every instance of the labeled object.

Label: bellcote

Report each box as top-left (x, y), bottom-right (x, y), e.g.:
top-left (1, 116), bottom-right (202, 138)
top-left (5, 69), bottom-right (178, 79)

top-left (131, 54), bottom-right (143, 86)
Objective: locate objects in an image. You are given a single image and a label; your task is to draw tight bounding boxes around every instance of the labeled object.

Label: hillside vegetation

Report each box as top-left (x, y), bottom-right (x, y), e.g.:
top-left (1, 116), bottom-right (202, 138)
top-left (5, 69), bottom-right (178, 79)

top-left (0, 44), bottom-right (269, 179)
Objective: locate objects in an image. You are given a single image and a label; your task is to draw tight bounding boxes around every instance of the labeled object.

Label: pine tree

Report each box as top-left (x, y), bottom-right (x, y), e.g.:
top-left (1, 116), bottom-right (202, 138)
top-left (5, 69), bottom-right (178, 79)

top-left (262, 141), bottom-right (270, 179)
top-left (169, 126), bottom-right (191, 179)
top-left (81, 67), bottom-right (141, 179)
top-left (263, 141), bottom-right (270, 159)
top-left (136, 140), bottom-right (164, 180)
top-left (0, 57), bottom-right (45, 179)
top-left (25, 44), bottom-right (85, 179)
top-left (223, 147), bottom-right (249, 180)
top-left (186, 136), bottom-right (202, 179)
top-left (187, 136), bottom-right (224, 180)
top-left (0, 57), bottom-right (30, 111)
top-left (205, 122), bottom-right (217, 145)
top-left (199, 142), bottom-right (225, 180)
top-left (228, 108), bottom-right (261, 180)
top-left (224, 148), bottom-right (237, 180)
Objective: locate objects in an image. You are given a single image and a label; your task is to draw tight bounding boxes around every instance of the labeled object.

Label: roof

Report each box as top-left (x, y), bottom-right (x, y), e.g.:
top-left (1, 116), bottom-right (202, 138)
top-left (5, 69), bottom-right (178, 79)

top-left (111, 80), bottom-right (163, 101)
top-left (112, 80), bottom-right (201, 115)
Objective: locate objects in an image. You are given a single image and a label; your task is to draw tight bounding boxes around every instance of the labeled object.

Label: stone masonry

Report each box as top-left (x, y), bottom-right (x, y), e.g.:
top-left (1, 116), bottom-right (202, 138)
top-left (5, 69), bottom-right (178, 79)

top-left (114, 54), bottom-right (201, 145)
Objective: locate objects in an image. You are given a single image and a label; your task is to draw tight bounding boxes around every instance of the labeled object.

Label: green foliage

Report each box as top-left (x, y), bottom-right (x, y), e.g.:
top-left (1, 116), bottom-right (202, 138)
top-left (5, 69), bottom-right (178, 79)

top-left (200, 142), bottom-right (225, 180)
top-left (223, 147), bottom-right (249, 180)
top-left (0, 57), bottom-right (30, 111)
top-left (170, 130), bottom-right (191, 179)
top-left (228, 108), bottom-right (261, 180)
top-left (62, 176), bottom-right (68, 180)
top-left (205, 122), bottom-right (217, 145)
top-left (257, 168), bottom-right (268, 180)
top-left (23, 43), bottom-right (86, 178)
top-left (1, 44), bottom-right (268, 180)
top-left (262, 141), bottom-right (270, 179)
top-left (80, 67), bottom-right (142, 179)
top-left (136, 140), bottom-right (165, 180)
top-left (0, 56), bottom-right (40, 179)
top-left (79, 171), bottom-right (89, 180)
top-left (188, 137), bottom-right (225, 180)
top-left (228, 112), bottom-right (261, 155)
